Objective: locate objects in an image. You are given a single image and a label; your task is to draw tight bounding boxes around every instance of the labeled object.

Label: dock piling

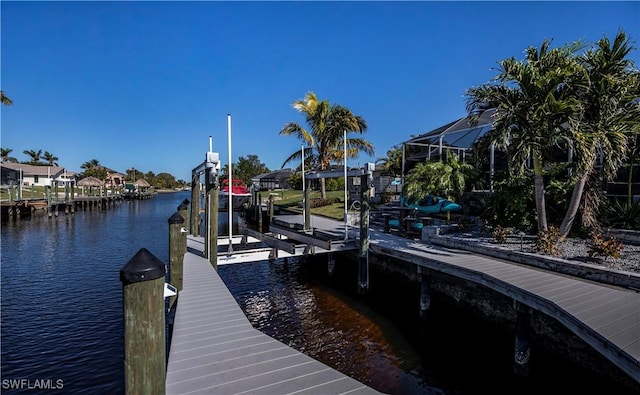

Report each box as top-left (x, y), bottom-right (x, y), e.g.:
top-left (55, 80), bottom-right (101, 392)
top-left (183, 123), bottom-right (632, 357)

top-left (358, 173), bottom-right (371, 294)
top-left (168, 212), bottom-right (185, 310)
top-left (190, 176), bottom-right (200, 236)
top-left (513, 301), bottom-right (531, 376)
top-left (119, 248), bottom-right (166, 395)
top-left (178, 199), bottom-right (189, 255)
top-left (419, 270), bottom-right (431, 319)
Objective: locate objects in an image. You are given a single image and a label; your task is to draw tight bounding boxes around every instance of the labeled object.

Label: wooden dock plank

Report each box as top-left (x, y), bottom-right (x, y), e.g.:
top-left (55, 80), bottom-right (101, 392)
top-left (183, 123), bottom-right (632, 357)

top-left (166, 235), bottom-right (383, 395)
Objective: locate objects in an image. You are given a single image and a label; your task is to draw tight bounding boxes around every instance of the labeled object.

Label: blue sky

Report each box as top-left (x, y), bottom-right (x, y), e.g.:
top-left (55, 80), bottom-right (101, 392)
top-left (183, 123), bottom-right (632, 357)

top-left (2, 1), bottom-right (638, 181)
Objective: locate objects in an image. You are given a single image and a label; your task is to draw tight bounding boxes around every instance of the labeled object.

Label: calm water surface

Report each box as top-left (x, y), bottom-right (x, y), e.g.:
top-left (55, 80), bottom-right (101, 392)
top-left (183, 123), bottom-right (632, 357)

top-left (1, 192), bottom-right (636, 394)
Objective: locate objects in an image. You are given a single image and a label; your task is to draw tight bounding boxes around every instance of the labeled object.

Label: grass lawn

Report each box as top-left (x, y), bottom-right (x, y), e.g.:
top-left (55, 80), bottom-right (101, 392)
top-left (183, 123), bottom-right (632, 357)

top-left (271, 189), bottom-right (363, 221)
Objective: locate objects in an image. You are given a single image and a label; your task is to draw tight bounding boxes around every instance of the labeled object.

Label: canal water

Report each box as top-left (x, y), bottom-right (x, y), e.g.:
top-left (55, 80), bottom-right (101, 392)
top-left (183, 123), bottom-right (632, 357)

top-left (0, 192), bottom-right (635, 394)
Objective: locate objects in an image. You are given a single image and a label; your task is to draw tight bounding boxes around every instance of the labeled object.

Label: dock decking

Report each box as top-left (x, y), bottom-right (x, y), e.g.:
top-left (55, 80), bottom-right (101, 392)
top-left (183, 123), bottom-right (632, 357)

top-left (168, 213), bottom-right (640, 391)
top-left (166, 235), bottom-right (383, 395)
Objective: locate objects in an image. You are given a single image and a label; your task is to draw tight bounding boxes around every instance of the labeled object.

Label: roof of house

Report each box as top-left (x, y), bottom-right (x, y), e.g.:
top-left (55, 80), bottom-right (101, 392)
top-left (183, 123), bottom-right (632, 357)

top-left (0, 163), bottom-right (66, 178)
top-left (251, 169), bottom-right (294, 182)
top-left (404, 108), bottom-right (495, 149)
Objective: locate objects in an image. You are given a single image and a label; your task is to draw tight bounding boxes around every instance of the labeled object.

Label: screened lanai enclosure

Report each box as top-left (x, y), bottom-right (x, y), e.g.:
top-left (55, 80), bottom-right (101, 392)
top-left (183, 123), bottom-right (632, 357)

top-left (400, 109), bottom-right (504, 192)
top-left (400, 109), bottom-right (639, 201)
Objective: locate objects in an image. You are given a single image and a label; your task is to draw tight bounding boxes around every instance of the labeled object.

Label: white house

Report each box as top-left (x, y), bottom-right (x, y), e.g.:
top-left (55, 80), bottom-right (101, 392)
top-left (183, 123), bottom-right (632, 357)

top-left (0, 163), bottom-right (67, 187)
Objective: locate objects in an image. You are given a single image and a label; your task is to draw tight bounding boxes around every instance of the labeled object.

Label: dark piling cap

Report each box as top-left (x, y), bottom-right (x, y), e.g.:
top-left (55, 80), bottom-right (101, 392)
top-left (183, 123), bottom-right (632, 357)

top-left (168, 212), bottom-right (184, 224)
top-left (182, 199), bottom-right (190, 205)
top-left (177, 201), bottom-right (189, 211)
top-left (120, 248), bottom-right (166, 285)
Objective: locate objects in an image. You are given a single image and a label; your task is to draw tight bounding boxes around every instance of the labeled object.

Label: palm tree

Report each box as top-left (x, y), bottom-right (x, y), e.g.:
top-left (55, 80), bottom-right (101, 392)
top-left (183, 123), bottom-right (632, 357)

top-left (403, 150), bottom-right (474, 201)
top-left (23, 149), bottom-right (43, 165)
top-left (43, 151), bottom-right (59, 166)
top-left (280, 91), bottom-right (374, 198)
top-left (81, 159), bottom-right (101, 170)
top-left (1, 91), bottom-right (12, 106)
top-left (376, 146), bottom-right (403, 176)
top-left (466, 39), bottom-right (585, 232)
top-left (1, 148), bottom-right (17, 163)
top-left (559, 30), bottom-right (640, 237)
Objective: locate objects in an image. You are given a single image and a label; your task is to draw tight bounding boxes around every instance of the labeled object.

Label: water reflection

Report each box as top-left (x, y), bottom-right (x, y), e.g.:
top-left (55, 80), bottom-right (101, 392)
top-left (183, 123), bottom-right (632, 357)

top-left (220, 258), bottom-right (436, 394)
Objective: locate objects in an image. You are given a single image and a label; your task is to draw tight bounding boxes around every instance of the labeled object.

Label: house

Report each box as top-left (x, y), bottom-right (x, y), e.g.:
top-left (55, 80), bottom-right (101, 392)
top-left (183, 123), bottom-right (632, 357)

top-left (251, 169), bottom-right (294, 191)
top-left (0, 163), bottom-right (67, 187)
top-left (104, 167), bottom-right (127, 189)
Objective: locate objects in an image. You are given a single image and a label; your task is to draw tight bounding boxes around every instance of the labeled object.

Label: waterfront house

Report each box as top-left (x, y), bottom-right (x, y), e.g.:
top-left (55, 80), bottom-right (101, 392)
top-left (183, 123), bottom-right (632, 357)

top-left (0, 163), bottom-right (67, 187)
top-left (104, 167), bottom-right (126, 189)
top-left (251, 169), bottom-right (294, 190)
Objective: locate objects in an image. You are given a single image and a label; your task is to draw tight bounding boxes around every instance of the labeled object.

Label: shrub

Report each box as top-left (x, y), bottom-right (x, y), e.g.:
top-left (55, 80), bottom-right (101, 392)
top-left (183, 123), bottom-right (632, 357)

top-left (310, 197), bottom-right (340, 208)
top-left (588, 232), bottom-right (623, 260)
top-left (492, 225), bottom-right (511, 244)
top-left (535, 226), bottom-right (561, 256)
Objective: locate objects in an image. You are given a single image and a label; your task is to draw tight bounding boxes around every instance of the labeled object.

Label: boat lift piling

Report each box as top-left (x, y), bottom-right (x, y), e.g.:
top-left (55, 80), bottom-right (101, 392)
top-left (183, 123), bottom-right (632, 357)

top-left (190, 136), bottom-right (221, 269)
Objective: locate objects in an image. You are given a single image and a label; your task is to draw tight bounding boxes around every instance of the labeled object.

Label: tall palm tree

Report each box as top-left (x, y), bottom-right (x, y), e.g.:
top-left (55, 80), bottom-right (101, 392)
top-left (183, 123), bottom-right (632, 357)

top-left (1, 91), bottom-right (12, 106)
top-left (280, 91), bottom-right (374, 198)
top-left (559, 30), bottom-right (640, 237)
top-left (43, 151), bottom-right (59, 166)
top-left (466, 39), bottom-right (585, 232)
top-left (23, 149), bottom-right (43, 165)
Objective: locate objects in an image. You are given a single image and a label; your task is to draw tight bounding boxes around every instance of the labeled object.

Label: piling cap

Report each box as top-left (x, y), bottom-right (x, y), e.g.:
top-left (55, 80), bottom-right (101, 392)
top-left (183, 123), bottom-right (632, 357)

top-left (120, 248), bottom-right (166, 285)
top-left (177, 201), bottom-right (189, 211)
top-left (182, 199), bottom-right (190, 205)
top-left (168, 212), bottom-right (184, 224)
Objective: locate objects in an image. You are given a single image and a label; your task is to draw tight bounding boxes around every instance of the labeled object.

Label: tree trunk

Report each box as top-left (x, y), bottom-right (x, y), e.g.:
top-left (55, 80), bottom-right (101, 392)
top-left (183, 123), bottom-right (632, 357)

top-left (532, 153), bottom-right (548, 232)
top-left (559, 173), bottom-right (588, 239)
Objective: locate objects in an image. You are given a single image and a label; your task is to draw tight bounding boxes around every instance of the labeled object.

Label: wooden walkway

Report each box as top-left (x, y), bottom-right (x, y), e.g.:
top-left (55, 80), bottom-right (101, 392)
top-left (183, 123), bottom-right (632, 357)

top-left (270, 214), bottom-right (640, 385)
top-left (167, 213), bottom-right (640, 391)
top-left (165, 236), bottom-right (384, 394)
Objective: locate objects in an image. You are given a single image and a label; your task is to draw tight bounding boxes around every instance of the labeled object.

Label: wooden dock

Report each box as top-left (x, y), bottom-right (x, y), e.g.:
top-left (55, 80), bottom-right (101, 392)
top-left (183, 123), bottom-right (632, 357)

top-left (167, 213), bottom-right (640, 391)
top-left (166, 235), bottom-right (383, 394)
top-left (261, 213), bottom-right (640, 385)
top-left (365, 228), bottom-right (640, 384)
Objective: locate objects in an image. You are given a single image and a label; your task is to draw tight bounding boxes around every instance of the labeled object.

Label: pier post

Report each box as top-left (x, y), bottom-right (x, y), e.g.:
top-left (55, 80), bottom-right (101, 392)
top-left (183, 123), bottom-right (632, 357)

top-left (168, 212), bottom-right (185, 310)
top-left (327, 253), bottom-right (335, 276)
top-left (513, 301), bottom-right (531, 376)
top-left (419, 268), bottom-right (431, 319)
top-left (268, 194), bottom-right (274, 223)
top-left (204, 167), bottom-right (219, 269)
top-left (46, 186), bottom-right (53, 218)
top-left (304, 182), bottom-right (311, 231)
top-left (258, 192), bottom-right (263, 231)
top-left (119, 248), bottom-right (166, 395)
top-left (190, 174), bottom-right (200, 236)
top-left (178, 200), bottom-right (189, 256)
top-left (358, 172), bottom-right (371, 294)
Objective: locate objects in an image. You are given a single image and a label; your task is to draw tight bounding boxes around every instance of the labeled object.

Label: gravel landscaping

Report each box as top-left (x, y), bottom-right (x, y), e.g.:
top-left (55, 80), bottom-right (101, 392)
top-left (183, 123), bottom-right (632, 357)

top-left (446, 229), bottom-right (640, 274)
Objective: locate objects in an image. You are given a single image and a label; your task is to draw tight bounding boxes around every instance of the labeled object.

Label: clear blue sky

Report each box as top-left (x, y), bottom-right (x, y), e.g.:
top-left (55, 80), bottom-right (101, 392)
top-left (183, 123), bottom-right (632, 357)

top-left (2, 1), bottom-right (638, 181)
